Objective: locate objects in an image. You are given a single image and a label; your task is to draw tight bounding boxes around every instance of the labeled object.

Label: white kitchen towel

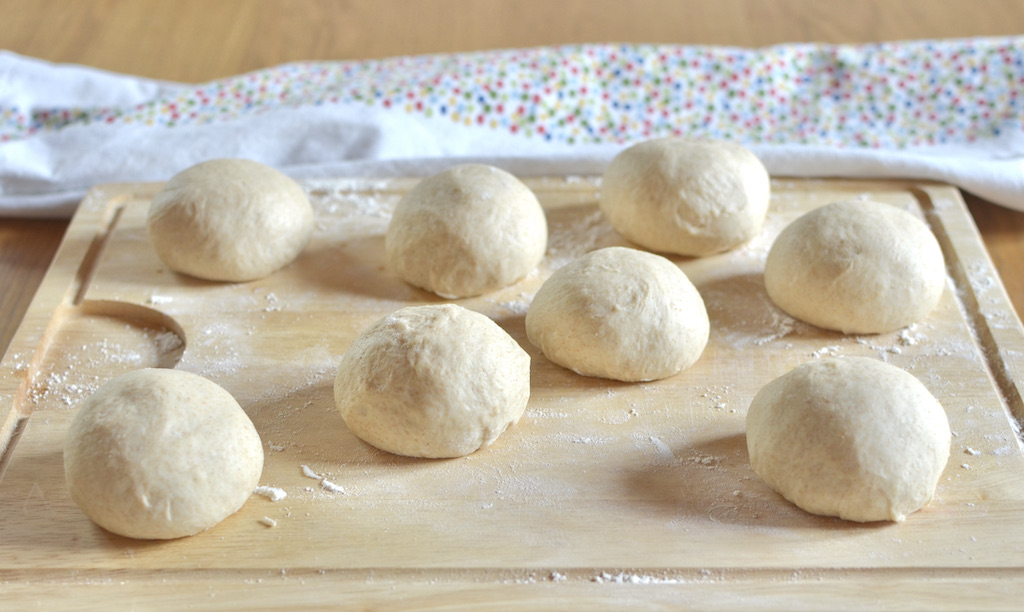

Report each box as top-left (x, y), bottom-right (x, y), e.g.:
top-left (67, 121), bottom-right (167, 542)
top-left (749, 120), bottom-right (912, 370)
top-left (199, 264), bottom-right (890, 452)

top-left (2, 38), bottom-right (1022, 218)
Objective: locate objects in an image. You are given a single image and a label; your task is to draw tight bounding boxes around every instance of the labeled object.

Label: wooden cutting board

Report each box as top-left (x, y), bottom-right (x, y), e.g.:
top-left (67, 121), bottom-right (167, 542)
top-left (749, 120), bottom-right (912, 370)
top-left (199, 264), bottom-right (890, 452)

top-left (1, 176), bottom-right (1023, 610)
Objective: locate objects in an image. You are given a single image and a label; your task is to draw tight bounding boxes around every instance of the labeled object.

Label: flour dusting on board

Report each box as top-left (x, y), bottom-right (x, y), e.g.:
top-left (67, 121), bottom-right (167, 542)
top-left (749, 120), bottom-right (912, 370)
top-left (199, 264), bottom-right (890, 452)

top-left (545, 207), bottom-right (620, 271)
top-left (299, 464), bottom-right (347, 495)
top-left (254, 486), bottom-right (287, 502)
top-left (306, 179), bottom-right (397, 222)
top-left (23, 325), bottom-right (185, 409)
top-left (9, 177), bottom-right (1023, 576)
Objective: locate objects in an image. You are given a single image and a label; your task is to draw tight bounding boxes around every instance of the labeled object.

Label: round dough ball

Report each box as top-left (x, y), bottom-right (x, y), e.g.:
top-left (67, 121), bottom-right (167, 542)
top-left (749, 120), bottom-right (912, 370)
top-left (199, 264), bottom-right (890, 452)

top-left (385, 164), bottom-right (548, 298)
top-left (599, 137), bottom-right (770, 256)
top-left (64, 368), bottom-right (264, 539)
top-left (746, 357), bottom-right (951, 522)
top-left (334, 304), bottom-right (530, 458)
top-left (525, 246), bottom-right (709, 382)
top-left (147, 158), bottom-right (315, 282)
top-left (764, 200), bottom-right (945, 334)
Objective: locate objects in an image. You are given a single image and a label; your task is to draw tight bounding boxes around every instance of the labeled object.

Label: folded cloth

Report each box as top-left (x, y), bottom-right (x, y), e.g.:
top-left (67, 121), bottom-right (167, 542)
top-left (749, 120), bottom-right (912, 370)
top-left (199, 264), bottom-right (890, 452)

top-left (1, 38), bottom-right (1022, 218)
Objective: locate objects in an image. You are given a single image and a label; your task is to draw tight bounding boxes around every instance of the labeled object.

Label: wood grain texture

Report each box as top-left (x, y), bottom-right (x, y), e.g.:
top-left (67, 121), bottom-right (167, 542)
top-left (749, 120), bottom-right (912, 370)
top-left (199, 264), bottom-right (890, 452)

top-left (0, 177), bottom-right (1022, 608)
top-left (0, 220), bottom-right (67, 355)
top-left (966, 195), bottom-right (1024, 320)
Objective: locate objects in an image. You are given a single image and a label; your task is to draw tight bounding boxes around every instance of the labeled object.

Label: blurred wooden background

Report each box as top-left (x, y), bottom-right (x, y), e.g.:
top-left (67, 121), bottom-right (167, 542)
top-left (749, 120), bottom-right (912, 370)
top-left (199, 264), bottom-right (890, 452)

top-left (4, 0), bottom-right (1023, 81)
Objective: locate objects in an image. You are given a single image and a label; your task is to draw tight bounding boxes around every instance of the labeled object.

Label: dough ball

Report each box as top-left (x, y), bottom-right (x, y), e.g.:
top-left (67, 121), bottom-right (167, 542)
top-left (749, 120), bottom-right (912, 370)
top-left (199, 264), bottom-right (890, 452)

top-left (599, 137), bottom-right (770, 256)
top-left (64, 368), bottom-right (264, 539)
top-left (334, 304), bottom-right (531, 458)
top-left (148, 158), bottom-right (315, 282)
top-left (385, 164), bottom-right (548, 298)
top-left (525, 246), bottom-right (709, 382)
top-left (746, 357), bottom-right (950, 522)
top-left (764, 200), bottom-right (945, 334)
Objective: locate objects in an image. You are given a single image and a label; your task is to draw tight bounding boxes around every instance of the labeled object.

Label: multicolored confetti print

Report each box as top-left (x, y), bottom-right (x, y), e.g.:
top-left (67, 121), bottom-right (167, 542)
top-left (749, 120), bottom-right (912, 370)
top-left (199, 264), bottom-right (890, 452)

top-left (3, 39), bottom-right (1022, 149)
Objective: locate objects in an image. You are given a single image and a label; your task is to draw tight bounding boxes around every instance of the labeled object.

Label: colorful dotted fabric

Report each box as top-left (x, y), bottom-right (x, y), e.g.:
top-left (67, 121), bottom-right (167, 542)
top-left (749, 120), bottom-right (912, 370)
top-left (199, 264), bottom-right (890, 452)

top-left (3, 38), bottom-right (1022, 149)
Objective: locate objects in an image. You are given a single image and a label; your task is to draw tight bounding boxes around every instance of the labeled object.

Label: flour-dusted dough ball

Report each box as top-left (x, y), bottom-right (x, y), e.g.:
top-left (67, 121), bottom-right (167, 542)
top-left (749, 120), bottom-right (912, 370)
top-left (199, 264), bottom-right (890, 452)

top-left (525, 246), bottom-right (709, 382)
top-left (746, 357), bottom-right (951, 523)
top-left (764, 200), bottom-right (945, 334)
top-left (147, 158), bottom-right (315, 282)
top-left (334, 304), bottom-right (531, 458)
top-left (64, 368), bottom-right (264, 539)
top-left (599, 138), bottom-right (770, 256)
top-left (385, 164), bottom-right (548, 298)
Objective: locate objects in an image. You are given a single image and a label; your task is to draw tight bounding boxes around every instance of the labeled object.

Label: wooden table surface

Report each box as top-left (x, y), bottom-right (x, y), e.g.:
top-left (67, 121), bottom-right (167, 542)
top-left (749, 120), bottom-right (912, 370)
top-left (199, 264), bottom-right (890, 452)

top-left (1, 0), bottom-right (1023, 358)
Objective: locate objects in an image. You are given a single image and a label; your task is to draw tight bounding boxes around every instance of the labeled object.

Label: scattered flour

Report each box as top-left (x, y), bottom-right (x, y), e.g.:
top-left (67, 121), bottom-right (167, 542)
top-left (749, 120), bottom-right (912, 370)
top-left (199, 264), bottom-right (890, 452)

top-left (9, 176), bottom-right (1013, 563)
top-left (262, 292), bottom-right (282, 312)
top-left (254, 486), bottom-right (287, 502)
top-left (591, 571), bottom-right (713, 584)
top-left (494, 294), bottom-right (534, 316)
top-left (648, 436), bottom-right (676, 462)
top-left (146, 294), bottom-right (174, 305)
top-left (300, 465), bottom-right (322, 480)
top-left (306, 179), bottom-right (397, 221)
top-left (153, 330), bottom-right (183, 355)
top-left (320, 479), bottom-right (346, 494)
top-left (811, 345), bottom-right (841, 359)
top-left (752, 310), bottom-right (797, 346)
top-left (300, 465), bottom-right (347, 495)
top-left (545, 208), bottom-right (614, 271)
top-left (24, 327), bottom-right (184, 409)
top-left (688, 454), bottom-right (722, 468)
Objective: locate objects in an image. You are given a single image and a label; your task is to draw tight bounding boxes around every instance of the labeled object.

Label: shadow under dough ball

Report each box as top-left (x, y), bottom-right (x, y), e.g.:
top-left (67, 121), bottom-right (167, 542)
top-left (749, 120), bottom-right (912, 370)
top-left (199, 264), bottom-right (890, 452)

top-left (746, 357), bottom-right (950, 523)
top-left (764, 199), bottom-right (945, 334)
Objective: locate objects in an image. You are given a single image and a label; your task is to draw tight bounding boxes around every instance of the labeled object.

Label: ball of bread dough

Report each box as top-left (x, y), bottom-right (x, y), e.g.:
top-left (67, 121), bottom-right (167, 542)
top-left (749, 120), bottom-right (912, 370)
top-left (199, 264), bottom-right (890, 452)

top-left (334, 304), bottom-right (530, 458)
top-left (764, 200), bottom-right (945, 334)
top-left (64, 368), bottom-right (264, 539)
top-left (147, 158), bottom-right (315, 282)
top-left (599, 138), bottom-right (770, 256)
top-left (746, 357), bottom-right (950, 522)
top-left (525, 246), bottom-right (709, 382)
top-left (385, 164), bottom-right (548, 298)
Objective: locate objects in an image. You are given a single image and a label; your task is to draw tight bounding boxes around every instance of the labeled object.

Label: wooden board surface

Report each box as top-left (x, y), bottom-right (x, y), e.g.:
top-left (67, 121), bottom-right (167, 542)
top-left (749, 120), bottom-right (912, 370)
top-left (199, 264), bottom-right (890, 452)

top-left (1, 177), bottom-right (1023, 609)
